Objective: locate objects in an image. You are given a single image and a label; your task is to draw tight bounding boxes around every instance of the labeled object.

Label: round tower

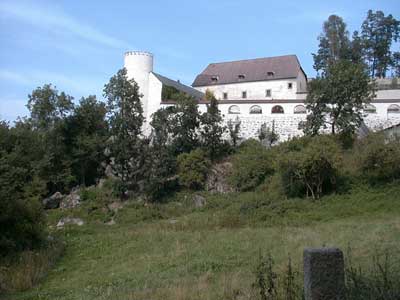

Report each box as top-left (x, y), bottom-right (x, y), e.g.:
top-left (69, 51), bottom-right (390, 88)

top-left (124, 51), bottom-right (154, 124)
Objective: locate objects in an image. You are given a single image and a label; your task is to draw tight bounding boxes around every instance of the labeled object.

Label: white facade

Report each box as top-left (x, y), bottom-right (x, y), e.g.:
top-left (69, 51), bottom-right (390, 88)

top-left (195, 71), bottom-right (307, 101)
top-left (124, 51), bottom-right (400, 140)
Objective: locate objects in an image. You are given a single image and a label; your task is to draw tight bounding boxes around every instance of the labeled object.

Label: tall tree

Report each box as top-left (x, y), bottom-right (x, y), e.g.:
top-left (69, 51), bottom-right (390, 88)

top-left (312, 15), bottom-right (351, 74)
top-left (26, 85), bottom-right (75, 193)
top-left (361, 10), bottom-right (400, 78)
top-left (66, 96), bottom-right (109, 186)
top-left (27, 84), bottom-right (74, 131)
top-left (104, 68), bottom-right (147, 190)
top-left (304, 60), bottom-right (375, 136)
top-left (200, 90), bottom-right (227, 160)
top-left (169, 93), bottom-right (201, 155)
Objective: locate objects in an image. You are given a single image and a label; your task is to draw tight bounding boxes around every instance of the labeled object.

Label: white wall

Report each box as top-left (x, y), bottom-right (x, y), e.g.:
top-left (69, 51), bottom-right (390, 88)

top-left (195, 78), bottom-right (302, 100)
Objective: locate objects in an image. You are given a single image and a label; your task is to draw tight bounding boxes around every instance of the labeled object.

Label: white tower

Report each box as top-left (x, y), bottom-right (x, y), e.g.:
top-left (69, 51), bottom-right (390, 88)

top-left (123, 51), bottom-right (154, 125)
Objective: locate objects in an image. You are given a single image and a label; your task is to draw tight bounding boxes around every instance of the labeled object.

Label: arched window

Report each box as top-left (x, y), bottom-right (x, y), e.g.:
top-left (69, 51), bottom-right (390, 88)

top-left (294, 105), bottom-right (306, 114)
top-left (250, 105), bottom-right (262, 114)
top-left (228, 105), bottom-right (240, 114)
top-left (364, 104), bottom-right (377, 114)
top-left (388, 104), bottom-right (400, 114)
top-left (272, 105), bottom-right (284, 114)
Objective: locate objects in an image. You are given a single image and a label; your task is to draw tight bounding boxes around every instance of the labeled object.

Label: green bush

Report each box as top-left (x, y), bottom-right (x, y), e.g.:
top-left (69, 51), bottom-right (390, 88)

top-left (228, 139), bottom-right (275, 191)
top-left (177, 149), bottom-right (211, 190)
top-left (0, 196), bottom-right (45, 257)
top-left (355, 134), bottom-right (400, 184)
top-left (278, 135), bottom-right (342, 199)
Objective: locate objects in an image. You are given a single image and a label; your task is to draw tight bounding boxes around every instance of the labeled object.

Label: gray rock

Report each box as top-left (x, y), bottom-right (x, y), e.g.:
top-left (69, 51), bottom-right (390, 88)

top-left (42, 192), bottom-right (64, 209)
top-left (60, 187), bottom-right (81, 209)
top-left (107, 201), bottom-right (124, 212)
top-left (193, 194), bottom-right (206, 208)
top-left (105, 218), bottom-right (116, 226)
top-left (56, 217), bottom-right (84, 228)
top-left (205, 161), bottom-right (235, 193)
top-left (303, 248), bottom-right (345, 300)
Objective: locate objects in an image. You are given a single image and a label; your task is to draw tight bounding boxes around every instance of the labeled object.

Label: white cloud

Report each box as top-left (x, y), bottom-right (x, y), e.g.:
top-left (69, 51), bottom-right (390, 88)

top-left (0, 1), bottom-right (132, 49)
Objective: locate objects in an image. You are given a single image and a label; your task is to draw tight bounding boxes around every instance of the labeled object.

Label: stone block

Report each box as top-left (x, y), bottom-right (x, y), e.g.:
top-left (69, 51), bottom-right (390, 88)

top-left (303, 248), bottom-right (345, 300)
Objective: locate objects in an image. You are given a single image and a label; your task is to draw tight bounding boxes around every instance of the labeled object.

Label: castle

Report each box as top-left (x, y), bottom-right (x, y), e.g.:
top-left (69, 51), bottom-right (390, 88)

top-left (124, 51), bottom-right (400, 140)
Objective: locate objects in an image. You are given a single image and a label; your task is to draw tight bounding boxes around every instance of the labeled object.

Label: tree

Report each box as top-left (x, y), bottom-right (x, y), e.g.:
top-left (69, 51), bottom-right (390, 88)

top-left (27, 84), bottom-right (74, 131)
top-left (304, 60), bottom-right (375, 136)
top-left (177, 149), bottom-right (210, 190)
top-left (258, 121), bottom-right (279, 147)
top-left (312, 15), bottom-right (351, 74)
top-left (66, 96), bottom-right (109, 186)
top-left (227, 117), bottom-right (241, 147)
top-left (145, 107), bottom-right (178, 201)
top-left (104, 68), bottom-right (148, 191)
top-left (26, 85), bottom-right (75, 193)
top-left (361, 10), bottom-right (400, 78)
top-left (169, 93), bottom-right (201, 155)
top-left (278, 135), bottom-right (342, 199)
top-left (200, 90), bottom-right (228, 160)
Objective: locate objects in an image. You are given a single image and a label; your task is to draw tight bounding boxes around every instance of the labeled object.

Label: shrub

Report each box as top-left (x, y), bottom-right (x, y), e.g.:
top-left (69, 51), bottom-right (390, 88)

top-left (177, 149), bottom-right (211, 190)
top-left (0, 196), bottom-right (45, 257)
top-left (355, 133), bottom-right (400, 184)
top-left (278, 135), bottom-right (342, 199)
top-left (228, 139), bottom-right (275, 191)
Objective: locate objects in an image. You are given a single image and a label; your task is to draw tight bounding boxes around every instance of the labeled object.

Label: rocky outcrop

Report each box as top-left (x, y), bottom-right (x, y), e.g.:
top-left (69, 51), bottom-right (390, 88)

top-left (60, 187), bottom-right (81, 209)
top-left (206, 161), bottom-right (235, 193)
top-left (42, 192), bottom-right (64, 209)
top-left (193, 194), bottom-right (206, 208)
top-left (56, 217), bottom-right (84, 228)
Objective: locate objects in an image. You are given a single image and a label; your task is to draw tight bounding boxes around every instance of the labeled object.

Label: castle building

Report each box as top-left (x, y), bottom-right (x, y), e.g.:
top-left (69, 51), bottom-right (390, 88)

top-left (124, 51), bottom-right (400, 140)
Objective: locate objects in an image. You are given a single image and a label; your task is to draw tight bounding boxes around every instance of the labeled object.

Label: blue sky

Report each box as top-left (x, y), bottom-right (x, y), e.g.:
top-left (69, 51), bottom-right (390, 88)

top-left (0, 0), bottom-right (399, 122)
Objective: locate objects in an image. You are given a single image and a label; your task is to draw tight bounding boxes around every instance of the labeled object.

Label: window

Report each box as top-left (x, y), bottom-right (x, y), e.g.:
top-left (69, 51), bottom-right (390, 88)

top-left (228, 105), bottom-right (240, 114)
top-left (267, 71), bottom-right (275, 76)
top-left (242, 91), bottom-right (247, 99)
top-left (294, 105), bottom-right (306, 114)
top-left (265, 89), bottom-right (271, 97)
top-left (272, 105), bottom-right (284, 114)
top-left (223, 92), bottom-right (228, 100)
top-left (238, 74), bottom-right (245, 80)
top-left (250, 105), bottom-right (262, 114)
top-left (211, 75), bottom-right (218, 82)
top-left (364, 104), bottom-right (377, 114)
top-left (288, 82), bottom-right (293, 89)
top-left (388, 104), bottom-right (400, 114)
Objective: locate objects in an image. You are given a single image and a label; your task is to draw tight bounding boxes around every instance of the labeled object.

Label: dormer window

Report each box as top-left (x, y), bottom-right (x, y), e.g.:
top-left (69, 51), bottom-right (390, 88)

top-left (211, 75), bottom-right (219, 82)
top-left (267, 71), bottom-right (275, 77)
top-left (238, 74), bottom-right (245, 80)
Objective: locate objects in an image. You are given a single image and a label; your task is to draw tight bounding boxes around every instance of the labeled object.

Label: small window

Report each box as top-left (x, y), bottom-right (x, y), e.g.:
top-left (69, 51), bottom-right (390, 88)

top-left (294, 105), bottom-right (306, 114)
top-left (238, 74), bottom-right (245, 80)
top-left (211, 75), bottom-right (218, 82)
top-left (228, 105), bottom-right (240, 114)
top-left (242, 91), bottom-right (247, 99)
top-left (265, 89), bottom-right (271, 97)
top-left (223, 92), bottom-right (228, 100)
top-left (267, 71), bottom-right (275, 76)
top-left (388, 104), bottom-right (400, 114)
top-left (288, 82), bottom-right (293, 89)
top-left (272, 105), bottom-right (284, 114)
top-left (250, 105), bottom-right (262, 114)
top-left (364, 104), bottom-right (377, 114)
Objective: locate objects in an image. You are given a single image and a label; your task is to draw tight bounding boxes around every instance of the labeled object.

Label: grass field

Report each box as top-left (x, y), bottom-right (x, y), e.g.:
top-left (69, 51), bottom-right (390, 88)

top-left (4, 182), bottom-right (400, 300)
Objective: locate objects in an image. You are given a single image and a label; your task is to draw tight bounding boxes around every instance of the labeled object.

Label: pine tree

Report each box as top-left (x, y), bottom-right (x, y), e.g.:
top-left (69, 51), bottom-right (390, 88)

top-left (104, 68), bottom-right (148, 191)
top-left (200, 90), bottom-right (227, 160)
top-left (361, 10), bottom-right (400, 78)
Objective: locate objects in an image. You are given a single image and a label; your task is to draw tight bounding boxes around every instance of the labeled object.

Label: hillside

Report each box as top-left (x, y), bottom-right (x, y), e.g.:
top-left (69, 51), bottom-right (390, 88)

top-left (5, 182), bottom-right (400, 300)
